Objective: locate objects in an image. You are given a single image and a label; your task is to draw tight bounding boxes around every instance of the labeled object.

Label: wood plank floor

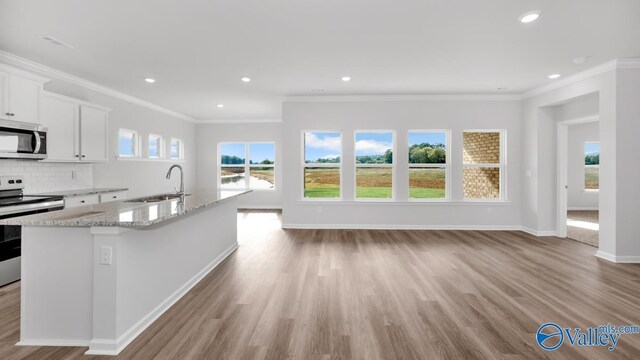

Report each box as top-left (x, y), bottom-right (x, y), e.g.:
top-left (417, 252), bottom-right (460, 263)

top-left (1, 210), bottom-right (640, 359)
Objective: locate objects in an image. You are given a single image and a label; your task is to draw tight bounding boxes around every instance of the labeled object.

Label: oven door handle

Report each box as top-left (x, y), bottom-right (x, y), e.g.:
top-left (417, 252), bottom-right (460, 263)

top-left (0, 200), bottom-right (64, 218)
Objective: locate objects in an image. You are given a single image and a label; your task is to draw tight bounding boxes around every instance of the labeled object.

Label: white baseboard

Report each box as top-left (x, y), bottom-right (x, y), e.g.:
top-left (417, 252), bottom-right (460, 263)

top-left (238, 205), bottom-right (282, 210)
top-left (282, 223), bottom-right (522, 231)
top-left (595, 251), bottom-right (640, 263)
top-left (520, 227), bottom-right (558, 237)
top-left (17, 339), bottom-right (90, 347)
top-left (568, 207), bottom-right (599, 211)
top-left (86, 242), bottom-right (239, 356)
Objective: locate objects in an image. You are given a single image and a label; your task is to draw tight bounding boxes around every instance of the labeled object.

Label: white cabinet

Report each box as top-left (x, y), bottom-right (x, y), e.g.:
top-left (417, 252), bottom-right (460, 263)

top-left (0, 66), bottom-right (49, 124)
top-left (99, 191), bottom-right (127, 203)
top-left (64, 194), bottom-right (100, 208)
top-left (41, 92), bottom-right (110, 162)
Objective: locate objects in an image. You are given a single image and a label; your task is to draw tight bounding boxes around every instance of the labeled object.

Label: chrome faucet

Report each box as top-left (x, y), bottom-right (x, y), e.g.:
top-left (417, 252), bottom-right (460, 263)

top-left (166, 164), bottom-right (185, 202)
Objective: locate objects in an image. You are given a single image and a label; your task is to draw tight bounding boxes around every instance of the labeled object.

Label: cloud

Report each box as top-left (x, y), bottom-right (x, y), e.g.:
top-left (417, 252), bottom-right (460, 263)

top-left (305, 133), bottom-right (341, 151)
top-left (320, 154), bottom-right (340, 159)
top-left (355, 139), bottom-right (391, 154)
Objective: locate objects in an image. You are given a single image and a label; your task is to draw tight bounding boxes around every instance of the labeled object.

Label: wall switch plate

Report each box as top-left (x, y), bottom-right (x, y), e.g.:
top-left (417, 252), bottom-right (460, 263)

top-left (71, 171), bottom-right (78, 180)
top-left (100, 246), bottom-right (113, 265)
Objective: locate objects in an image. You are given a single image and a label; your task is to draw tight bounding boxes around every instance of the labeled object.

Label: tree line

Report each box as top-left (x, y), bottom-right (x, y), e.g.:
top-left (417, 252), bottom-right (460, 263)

top-left (305, 143), bottom-right (446, 164)
top-left (585, 153), bottom-right (599, 165)
top-left (221, 155), bottom-right (274, 165)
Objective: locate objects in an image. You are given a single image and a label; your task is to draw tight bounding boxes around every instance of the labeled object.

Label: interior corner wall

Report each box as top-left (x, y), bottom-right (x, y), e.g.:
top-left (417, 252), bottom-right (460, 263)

top-left (567, 122), bottom-right (599, 209)
top-left (281, 100), bottom-right (523, 229)
top-left (194, 122), bottom-right (283, 208)
top-left (43, 80), bottom-right (197, 198)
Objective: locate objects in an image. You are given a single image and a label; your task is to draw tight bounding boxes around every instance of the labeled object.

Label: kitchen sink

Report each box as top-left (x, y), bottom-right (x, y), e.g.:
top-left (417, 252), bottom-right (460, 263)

top-left (126, 193), bottom-right (191, 203)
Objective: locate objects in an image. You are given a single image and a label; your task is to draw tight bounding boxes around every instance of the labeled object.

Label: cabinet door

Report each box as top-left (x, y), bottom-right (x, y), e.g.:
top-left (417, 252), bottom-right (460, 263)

top-left (0, 72), bottom-right (8, 120)
top-left (79, 105), bottom-right (108, 161)
top-left (8, 74), bottom-right (42, 124)
top-left (41, 95), bottom-right (79, 161)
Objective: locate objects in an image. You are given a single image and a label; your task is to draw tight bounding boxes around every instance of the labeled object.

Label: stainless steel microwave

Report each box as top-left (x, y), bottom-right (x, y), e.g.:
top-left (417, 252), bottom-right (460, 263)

top-left (0, 119), bottom-right (47, 160)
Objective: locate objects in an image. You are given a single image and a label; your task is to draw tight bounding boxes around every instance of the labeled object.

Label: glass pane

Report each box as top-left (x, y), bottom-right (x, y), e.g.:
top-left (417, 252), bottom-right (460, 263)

top-left (356, 167), bottom-right (392, 198)
top-left (171, 139), bottom-right (182, 159)
top-left (463, 167), bottom-right (500, 199)
top-left (409, 167), bottom-right (446, 199)
top-left (249, 143), bottom-right (275, 165)
top-left (220, 143), bottom-right (244, 164)
top-left (355, 132), bottom-right (393, 164)
top-left (304, 167), bottom-right (340, 198)
top-left (148, 135), bottom-right (160, 158)
top-left (118, 130), bottom-right (135, 156)
top-left (304, 132), bottom-right (341, 164)
top-left (408, 132), bottom-right (446, 164)
top-left (463, 132), bottom-right (500, 164)
top-left (250, 167), bottom-right (275, 189)
top-left (220, 167), bottom-right (246, 189)
top-left (585, 142), bottom-right (600, 190)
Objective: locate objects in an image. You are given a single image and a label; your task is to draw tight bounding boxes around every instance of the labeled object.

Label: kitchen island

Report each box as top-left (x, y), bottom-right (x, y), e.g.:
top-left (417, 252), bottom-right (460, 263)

top-left (0, 189), bottom-right (250, 355)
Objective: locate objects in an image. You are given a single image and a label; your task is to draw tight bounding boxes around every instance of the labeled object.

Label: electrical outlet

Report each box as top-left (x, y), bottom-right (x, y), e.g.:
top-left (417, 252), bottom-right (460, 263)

top-left (100, 246), bottom-right (113, 265)
top-left (71, 171), bottom-right (78, 180)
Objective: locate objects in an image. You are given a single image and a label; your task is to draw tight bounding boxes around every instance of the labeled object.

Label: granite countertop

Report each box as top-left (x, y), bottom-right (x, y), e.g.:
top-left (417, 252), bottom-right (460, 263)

top-left (0, 190), bottom-right (251, 228)
top-left (29, 188), bottom-right (129, 197)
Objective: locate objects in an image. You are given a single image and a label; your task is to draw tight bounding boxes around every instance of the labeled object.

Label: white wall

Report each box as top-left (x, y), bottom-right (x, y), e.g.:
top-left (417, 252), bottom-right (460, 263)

top-left (43, 80), bottom-right (197, 198)
top-left (0, 160), bottom-right (92, 194)
top-left (567, 122), bottom-right (599, 209)
top-left (282, 99), bottom-right (522, 228)
top-left (195, 122), bottom-right (283, 208)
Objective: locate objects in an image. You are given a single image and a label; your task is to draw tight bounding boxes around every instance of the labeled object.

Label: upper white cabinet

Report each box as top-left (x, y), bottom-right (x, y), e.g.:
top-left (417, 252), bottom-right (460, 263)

top-left (41, 92), bottom-right (111, 162)
top-left (0, 66), bottom-right (49, 124)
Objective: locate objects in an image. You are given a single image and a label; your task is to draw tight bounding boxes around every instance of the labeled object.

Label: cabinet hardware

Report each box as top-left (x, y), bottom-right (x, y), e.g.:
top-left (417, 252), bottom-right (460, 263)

top-left (81, 155), bottom-right (86, 158)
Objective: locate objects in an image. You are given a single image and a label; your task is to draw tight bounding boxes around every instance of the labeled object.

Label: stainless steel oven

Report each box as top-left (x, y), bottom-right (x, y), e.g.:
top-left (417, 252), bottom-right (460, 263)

top-left (0, 119), bottom-right (47, 160)
top-left (0, 176), bottom-right (63, 287)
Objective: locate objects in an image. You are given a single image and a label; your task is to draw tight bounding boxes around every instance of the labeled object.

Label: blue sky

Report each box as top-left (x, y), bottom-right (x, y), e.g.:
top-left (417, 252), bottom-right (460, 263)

top-left (119, 134), bottom-right (134, 156)
top-left (220, 143), bottom-right (275, 163)
top-left (305, 132), bottom-right (341, 162)
top-left (149, 137), bottom-right (159, 157)
top-left (585, 142), bottom-right (600, 155)
top-left (220, 143), bottom-right (245, 159)
top-left (408, 132), bottom-right (446, 147)
top-left (355, 132), bottom-right (392, 156)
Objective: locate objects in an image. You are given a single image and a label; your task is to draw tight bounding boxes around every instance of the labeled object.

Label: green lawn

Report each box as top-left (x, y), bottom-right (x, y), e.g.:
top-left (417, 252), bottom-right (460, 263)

top-left (356, 187), bottom-right (392, 199)
top-left (409, 188), bottom-right (446, 199)
top-left (304, 187), bottom-right (340, 198)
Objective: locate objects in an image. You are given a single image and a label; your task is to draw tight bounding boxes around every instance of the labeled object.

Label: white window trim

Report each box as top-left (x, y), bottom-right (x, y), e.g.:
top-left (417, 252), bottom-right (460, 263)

top-left (148, 133), bottom-right (164, 159)
top-left (170, 138), bottom-right (184, 160)
top-left (584, 141), bottom-right (600, 192)
top-left (218, 142), bottom-right (276, 191)
top-left (117, 128), bottom-right (140, 158)
top-left (408, 129), bottom-right (451, 202)
top-left (462, 129), bottom-right (507, 202)
top-left (302, 130), bottom-right (343, 200)
top-left (354, 130), bottom-right (395, 201)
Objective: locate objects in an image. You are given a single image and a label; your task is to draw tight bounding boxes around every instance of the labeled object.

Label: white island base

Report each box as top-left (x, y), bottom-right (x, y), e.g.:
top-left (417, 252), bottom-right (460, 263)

top-left (17, 195), bottom-right (241, 355)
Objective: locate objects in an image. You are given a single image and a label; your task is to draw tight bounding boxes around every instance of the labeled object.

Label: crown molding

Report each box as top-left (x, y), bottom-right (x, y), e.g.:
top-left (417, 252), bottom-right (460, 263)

top-left (282, 94), bottom-right (523, 103)
top-left (0, 50), bottom-right (195, 123)
top-left (522, 58), bottom-right (640, 99)
top-left (197, 118), bottom-right (282, 124)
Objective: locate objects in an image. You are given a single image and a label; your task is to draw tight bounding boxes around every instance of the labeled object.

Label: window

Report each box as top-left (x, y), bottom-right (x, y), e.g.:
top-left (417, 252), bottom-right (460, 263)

top-left (118, 129), bottom-right (139, 157)
top-left (408, 131), bottom-right (448, 199)
top-left (584, 142), bottom-right (600, 190)
top-left (170, 138), bottom-right (183, 160)
top-left (303, 131), bottom-right (341, 199)
top-left (148, 134), bottom-right (163, 159)
top-left (219, 142), bottom-right (275, 190)
top-left (463, 130), bottom-right (505, 200)
top-left (355, 131), bottom-right (393, 199)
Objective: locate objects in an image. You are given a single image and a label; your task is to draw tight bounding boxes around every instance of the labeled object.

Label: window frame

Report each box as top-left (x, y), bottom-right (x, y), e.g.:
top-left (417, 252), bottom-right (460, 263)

top-left (118, 128), bottom-right (140, 158)
top-left (353, 130), bottom-right (396, 201)
top-left (148, 133), bottom-right (164, 159)
top-left (462, 129), bottom-right (507, 202)
top-left (170, 138), bottom-right (184, 160)
top-left (408, 129), bottom-right (451, 202)
top-left (583, 141), bottom-right (600, 192)
top-left (218, 142), bottom-right (276, 191)
top-left (301, 130), bottom-right (343, 201)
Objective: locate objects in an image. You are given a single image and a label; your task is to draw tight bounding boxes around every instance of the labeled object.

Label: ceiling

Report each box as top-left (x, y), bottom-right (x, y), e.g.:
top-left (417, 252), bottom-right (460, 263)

top-left (0, 0), bottom-right (639, 121)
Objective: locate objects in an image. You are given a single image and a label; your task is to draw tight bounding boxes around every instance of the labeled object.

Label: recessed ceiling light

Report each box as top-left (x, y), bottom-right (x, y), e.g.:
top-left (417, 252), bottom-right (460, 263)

top-left (548, 74), bottom-right (561, 79)
top-left (144, 78), bottom-right (156, 83)
top-left (572, 56), bottom-right (590, 65)
top-left (519, 10), bottom-right (541, 23)
top-left (217, 104), bottom-right (224, 108)
top-left (241, 77), bottom-right (251, 82)
top-left (341, 76), bottom-right (351, 82)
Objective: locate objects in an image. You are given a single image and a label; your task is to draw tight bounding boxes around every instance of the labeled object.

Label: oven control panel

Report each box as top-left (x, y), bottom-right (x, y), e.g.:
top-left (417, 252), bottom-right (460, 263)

top-left (0, 176), bottom-right (25, 191)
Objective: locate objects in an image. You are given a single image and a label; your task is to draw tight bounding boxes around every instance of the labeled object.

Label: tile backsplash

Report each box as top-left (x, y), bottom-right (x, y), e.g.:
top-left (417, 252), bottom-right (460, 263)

top-left (0, 160), bottom-right (93, 194)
